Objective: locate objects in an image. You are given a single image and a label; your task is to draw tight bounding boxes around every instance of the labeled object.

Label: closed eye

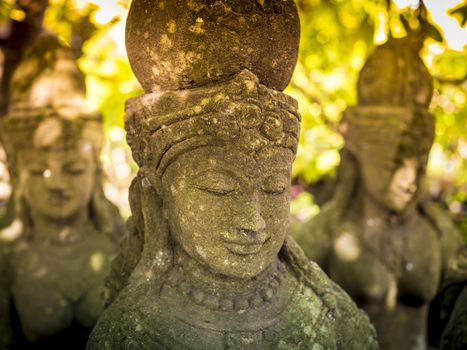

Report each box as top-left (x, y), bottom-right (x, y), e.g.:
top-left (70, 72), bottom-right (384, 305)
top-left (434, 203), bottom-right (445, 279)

top-left (63, 161), bottom-right (87, 175)
top-left (262, 175), bottom-right (288, 195)
top-left (198, 186), bottom-right (235, 196)
top-left (193, 171), bottom-right (238, 196)
top-left (28, 164), bottom-right (47, 177)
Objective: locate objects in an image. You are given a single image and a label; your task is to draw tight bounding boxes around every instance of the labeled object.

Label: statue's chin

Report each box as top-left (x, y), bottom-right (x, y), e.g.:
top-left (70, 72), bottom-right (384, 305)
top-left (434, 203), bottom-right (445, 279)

top-left (33, 206), bottom-right (82, 222)
top-left (192, 254), bottom-right (269, 280)
top-left (386, 194), bottom-right (414, 213)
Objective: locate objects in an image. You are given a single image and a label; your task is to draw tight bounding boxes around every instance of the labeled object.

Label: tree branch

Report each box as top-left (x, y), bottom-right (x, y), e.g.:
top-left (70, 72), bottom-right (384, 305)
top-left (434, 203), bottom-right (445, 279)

top-left (0, 0), bottom-right (49, 116)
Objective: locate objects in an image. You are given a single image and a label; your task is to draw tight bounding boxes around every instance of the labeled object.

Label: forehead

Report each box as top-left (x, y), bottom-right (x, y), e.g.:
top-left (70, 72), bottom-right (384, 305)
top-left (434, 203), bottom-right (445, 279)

top-left (166, 146), bottom-right (294, 178)
top-left (19, 141), bottom-right (94, 163)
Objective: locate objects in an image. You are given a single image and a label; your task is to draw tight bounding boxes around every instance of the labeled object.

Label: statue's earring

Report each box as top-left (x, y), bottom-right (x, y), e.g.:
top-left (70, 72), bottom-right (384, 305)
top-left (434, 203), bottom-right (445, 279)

top-left (162, 202), bottom-right (169, 221)
top-left (139, 165), bottom-right (162, 194)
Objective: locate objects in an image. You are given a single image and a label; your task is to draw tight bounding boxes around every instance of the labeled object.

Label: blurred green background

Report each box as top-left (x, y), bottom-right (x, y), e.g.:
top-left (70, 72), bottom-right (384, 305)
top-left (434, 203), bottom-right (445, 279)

top-left (0, 0), bottom-right (465, 233)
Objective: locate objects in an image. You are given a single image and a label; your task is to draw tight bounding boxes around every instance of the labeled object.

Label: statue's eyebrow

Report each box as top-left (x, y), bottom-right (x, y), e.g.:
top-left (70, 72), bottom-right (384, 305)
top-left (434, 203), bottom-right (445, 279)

top-left (62, 158), bottom-right (87, 166)
top-left (193, 168), bottom-right (240, 182)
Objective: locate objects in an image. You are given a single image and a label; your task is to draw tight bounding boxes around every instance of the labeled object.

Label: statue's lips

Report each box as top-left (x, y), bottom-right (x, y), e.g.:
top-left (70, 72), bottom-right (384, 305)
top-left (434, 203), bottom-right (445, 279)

top-left (221, 232), bottom-right (270, 256)
top-left (47, 193), bottom-right (71, 206)
top-left (224, 241), bottom-right (267, 255)
top-left (390, 188), bottom-right (415, 203)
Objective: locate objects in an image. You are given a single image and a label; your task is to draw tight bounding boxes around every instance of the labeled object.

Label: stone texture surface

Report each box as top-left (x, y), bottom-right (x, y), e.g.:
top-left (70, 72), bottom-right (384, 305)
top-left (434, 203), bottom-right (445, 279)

top-left (440, 285), bottom-right (467, 350)
top-left (0, 244), bottom-right (12, 350)
top-left (88, 2), bottom-right (379, 348)
top-left (0, 34), bottom-right (124, 349)
top-left (125, 0), bottom-right (300, 92)
top-left (293, 35), bottom-right (467, 350)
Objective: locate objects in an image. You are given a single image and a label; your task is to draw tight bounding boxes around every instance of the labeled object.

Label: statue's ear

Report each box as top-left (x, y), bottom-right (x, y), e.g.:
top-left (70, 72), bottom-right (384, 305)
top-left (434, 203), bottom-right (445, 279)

top-left (129, 172), bottom-right (173, 285)
top-left (128, 177), bottom-right (143, 234)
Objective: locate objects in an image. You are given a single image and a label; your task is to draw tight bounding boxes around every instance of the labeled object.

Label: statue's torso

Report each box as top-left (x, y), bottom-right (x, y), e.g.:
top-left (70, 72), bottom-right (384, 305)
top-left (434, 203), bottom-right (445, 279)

top-left (0, 244), bottom-right (12, 349)
top-left (328, 213), bottom-right (441, 349)
top-left (440, 285), bottom-right (467, 350)
top-left (88, 260), bottom-right (377, 350)
top-left (10, 231), bottom-right (116, 344)
top-left (143, 269), bottom-right (336, 350)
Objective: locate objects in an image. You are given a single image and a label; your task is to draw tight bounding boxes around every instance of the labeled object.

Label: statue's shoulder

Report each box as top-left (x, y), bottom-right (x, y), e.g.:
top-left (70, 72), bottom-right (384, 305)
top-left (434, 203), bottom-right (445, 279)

top-left (305, 263), bottom-right (379, 349)
top-left (421, 202), bottom-right (467, 284)
top-left (327, 280), bottom-right (379, 350)
top-left (292, 214), bottom-right (333, 266)
top-left (421, 201), bottom-right (463, 245)
top-left (292, 202), bottom-right (357, 267)
top-left (0, 239), bottom-right (16, 273)
top-left (281, 237), bottom-right (379, 350)
top-left (87, 282), bottom-right (162, 350)
top-left (440, 285), bottom-right (467, 350)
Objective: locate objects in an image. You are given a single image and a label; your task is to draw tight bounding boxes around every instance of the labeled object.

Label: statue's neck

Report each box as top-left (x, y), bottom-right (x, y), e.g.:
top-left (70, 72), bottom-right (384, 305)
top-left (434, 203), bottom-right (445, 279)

top-left (30, 209), bottom-right (92, 245)
top-left (170, 245), bottom-right (284, 299)
top-left (354, 187), bottom-right (417, 229)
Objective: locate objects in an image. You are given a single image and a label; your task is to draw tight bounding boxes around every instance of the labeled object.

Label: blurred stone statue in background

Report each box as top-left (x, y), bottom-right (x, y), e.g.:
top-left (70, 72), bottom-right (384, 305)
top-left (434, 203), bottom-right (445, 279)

top-left (0, 244), bottom-right (12, 350)
top-left (294, 33), bottom-right (467, 350)
top-left (0, 34), bottom-right (124, 349)
top-left (88, 1), bottom-right (378, 349)
top-left (438, 284), bottom-right (467, 350)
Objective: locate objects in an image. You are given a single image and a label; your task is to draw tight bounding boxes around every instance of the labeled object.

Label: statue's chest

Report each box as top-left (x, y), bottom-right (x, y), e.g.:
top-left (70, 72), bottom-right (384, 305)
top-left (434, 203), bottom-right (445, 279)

top-left (130, 282), bottom-right (337, 350)
top-left (11, 237), bottom-right (115, 339)
top-left (152, 319), bottom-right (335, 350)
top-left (395, 219), bottom-right (441, 302)
top-left (14, 248), bottom-right (94, 299)
top-left (330, 217), bottom-right (441, 305)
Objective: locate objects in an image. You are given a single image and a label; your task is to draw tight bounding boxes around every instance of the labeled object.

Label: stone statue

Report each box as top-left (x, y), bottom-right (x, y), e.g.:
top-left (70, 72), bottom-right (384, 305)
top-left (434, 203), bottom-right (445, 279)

top-left (87, 1), bottom-right (378, 349)
top-left (0, 34), bottom-right (124, 349)
top-left (294, 34), bottom-right (467, 350)
top-left (429, 245), bottom-right (467, 349)
top-left (439, 284), bottom-right (467, 350)
top-left (0, 245), bottom-right (12, 350)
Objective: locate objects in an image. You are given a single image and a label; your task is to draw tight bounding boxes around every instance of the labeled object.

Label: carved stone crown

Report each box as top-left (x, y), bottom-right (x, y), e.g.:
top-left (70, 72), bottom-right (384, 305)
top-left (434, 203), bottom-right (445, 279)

top-left (1, 34), bottom-right (102, 154)
top-left (8, 34), bottom-right (90, 114)
top-left (341, 106), bottom-right (435, 162)
top-left (2, 113), bottom-right (102, 153)
top-left (125, 70), bottom-right (300, 179)
top-left (357, 34), bottom-right (433, 108)
top-left (343, 33), bottom-right (436, 161)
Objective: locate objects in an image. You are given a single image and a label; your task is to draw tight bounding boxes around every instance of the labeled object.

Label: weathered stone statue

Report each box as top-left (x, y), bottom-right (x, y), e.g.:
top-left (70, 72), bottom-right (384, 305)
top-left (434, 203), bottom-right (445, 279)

top-left (439, 284), bottom-right (467, 350)
top-left (294, 35), bottom-right (467, 350)
top-left (0, 34), bottom-right (124, 349)
top-left (87, 1), bottom-right (378, 349)
top-left (0, 245), bottom-right (12, 350)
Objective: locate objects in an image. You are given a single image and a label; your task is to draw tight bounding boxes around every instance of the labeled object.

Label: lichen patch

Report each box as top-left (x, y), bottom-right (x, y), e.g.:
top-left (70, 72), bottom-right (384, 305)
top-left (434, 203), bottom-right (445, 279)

top-left (167, 19), bottom-right (177, 33)
top-left (160, 34), bottom-right (172, 49)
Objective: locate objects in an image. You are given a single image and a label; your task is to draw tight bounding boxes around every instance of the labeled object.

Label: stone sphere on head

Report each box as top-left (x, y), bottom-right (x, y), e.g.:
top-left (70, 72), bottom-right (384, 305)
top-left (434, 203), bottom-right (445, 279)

top-left (125, 0), bottom-right (300, 93)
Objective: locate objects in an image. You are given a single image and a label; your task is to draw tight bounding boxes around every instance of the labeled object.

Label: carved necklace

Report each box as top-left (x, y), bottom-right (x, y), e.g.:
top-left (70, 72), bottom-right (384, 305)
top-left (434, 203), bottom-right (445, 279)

top-left (29, 221), bottom-right (95, 246)
top-left (166, 260), bottom-right (287, 312)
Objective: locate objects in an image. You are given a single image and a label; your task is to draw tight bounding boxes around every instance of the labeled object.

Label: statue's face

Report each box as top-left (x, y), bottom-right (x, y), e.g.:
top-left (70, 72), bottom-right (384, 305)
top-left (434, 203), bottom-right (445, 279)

top-left (362, 156), bottom-right (419, 213)
top-left (162, 146), bottom-right (293, 278)
top-left (387, 158), bottom-right (419, 211)
top-left (19, 141), bottom-right (96, 221)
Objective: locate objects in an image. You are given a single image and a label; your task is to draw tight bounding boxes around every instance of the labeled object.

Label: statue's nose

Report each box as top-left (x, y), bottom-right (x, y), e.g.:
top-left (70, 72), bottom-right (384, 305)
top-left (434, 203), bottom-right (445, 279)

top-left (231, 196), bottom-right (267, 241)
top-left (235, 228), bottom-right (268, 244)
top-left (407, 183), bottom-right (417, 194)
top-left (43, 169), bottom-right (67, 192)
